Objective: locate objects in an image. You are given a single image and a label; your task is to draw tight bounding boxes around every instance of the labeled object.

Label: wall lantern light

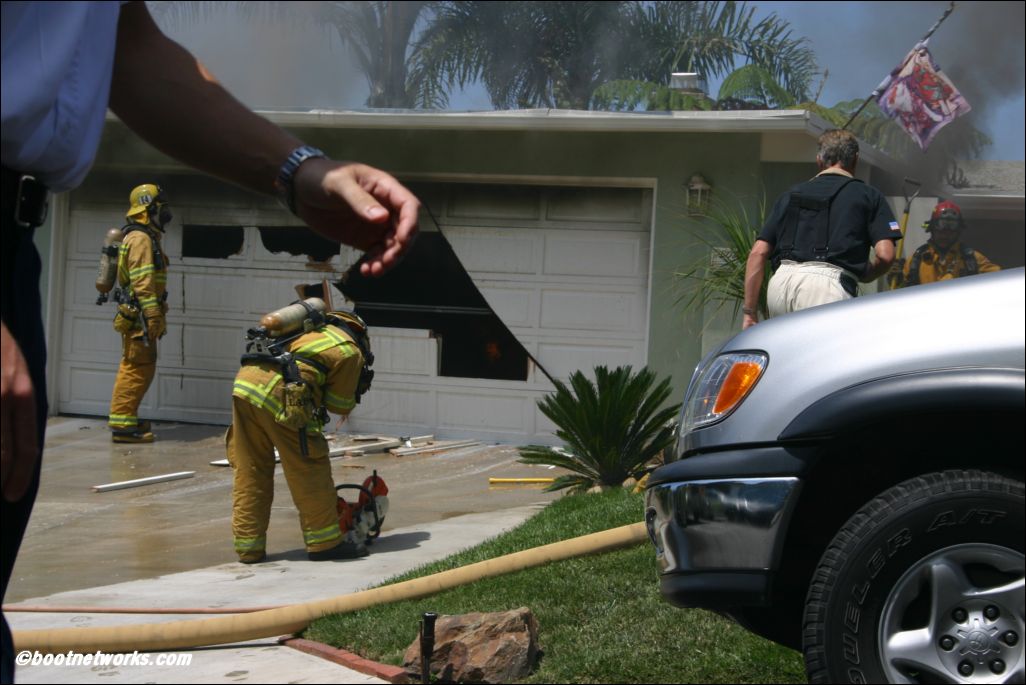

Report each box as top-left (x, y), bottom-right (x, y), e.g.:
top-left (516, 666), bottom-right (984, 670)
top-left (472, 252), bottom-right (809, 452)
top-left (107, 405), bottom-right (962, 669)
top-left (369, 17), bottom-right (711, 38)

top-left (686, 174), bottom-right (712, 216)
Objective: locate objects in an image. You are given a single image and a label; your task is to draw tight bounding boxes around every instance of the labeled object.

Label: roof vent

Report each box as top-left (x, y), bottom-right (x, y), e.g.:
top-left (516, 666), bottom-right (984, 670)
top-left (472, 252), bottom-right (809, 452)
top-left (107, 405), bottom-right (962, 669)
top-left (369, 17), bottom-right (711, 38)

top-left (670, 72), bottom-right (707, 96)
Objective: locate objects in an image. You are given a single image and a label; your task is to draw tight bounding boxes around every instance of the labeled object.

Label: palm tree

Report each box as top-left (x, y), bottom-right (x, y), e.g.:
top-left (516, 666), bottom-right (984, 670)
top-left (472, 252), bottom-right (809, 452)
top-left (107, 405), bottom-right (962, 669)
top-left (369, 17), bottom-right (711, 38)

top-left (415, 1), bottom-right (817, 111)
top-left (412, 1), bottom-right (626, 109)
top-left (518, 366), bottom-right (680, 494)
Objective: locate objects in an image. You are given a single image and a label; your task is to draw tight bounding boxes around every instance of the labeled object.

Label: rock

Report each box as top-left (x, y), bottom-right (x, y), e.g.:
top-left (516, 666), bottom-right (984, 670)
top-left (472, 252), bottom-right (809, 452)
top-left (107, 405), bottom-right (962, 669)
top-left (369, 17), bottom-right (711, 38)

top-left (402, 607), bottom-right (540, 683)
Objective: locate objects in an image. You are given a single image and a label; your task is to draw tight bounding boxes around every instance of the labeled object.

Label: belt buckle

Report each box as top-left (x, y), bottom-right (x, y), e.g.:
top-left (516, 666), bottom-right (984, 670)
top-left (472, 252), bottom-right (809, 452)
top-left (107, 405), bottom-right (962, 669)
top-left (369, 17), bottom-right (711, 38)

top-left (14, 174), bottom-right (49, 229)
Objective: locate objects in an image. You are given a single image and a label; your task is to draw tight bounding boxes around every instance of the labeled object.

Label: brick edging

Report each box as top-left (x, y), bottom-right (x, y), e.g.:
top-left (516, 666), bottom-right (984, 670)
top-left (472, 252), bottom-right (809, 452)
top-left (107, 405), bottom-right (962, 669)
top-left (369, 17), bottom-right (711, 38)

top-left (279, 636), bottom-right (410, 683)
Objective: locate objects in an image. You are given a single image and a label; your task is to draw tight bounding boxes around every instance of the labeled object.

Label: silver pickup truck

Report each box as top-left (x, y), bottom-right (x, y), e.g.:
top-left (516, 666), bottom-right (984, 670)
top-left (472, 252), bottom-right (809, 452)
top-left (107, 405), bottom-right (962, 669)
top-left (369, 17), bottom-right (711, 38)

top-left (645, 268), bottom-right (1024, 683)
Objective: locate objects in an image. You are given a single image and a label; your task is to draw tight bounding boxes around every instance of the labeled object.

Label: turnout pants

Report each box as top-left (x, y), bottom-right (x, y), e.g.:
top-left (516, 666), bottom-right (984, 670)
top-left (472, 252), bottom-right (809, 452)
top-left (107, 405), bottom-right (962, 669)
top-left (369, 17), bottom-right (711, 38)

top-left (108, 334), bottom-right (156, 432)
top-left (767, 260), bottom-right (858, 318)
top-left (226, 397), bottom-right (342, 558)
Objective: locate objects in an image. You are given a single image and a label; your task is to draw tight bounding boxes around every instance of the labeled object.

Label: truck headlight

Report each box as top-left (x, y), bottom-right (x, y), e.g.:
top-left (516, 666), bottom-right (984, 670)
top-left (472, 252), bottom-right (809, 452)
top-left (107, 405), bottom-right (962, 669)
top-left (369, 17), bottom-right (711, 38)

top-left (682, 352), bottom-right (767, 432)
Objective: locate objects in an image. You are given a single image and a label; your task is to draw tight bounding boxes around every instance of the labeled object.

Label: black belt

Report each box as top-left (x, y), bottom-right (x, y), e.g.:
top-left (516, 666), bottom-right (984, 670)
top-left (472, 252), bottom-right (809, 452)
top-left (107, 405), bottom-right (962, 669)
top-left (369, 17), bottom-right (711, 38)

top-left (2, 166), bottom-right (50, 229)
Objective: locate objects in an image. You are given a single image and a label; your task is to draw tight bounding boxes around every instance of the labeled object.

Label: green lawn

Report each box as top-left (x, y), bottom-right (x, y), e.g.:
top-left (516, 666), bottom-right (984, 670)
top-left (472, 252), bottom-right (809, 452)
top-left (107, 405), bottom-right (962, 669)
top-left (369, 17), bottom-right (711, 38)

top-left (305, 489), bottom-right (805, 683)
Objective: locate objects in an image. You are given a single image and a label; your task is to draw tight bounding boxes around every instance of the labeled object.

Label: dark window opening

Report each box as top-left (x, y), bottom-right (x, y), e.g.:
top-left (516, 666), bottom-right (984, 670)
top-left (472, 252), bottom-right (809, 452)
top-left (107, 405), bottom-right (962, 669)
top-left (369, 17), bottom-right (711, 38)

top-left (336, 232), bottom-right (530, 381)
top-left (259, 226), bottom-right (339, 263)
top-left (182, 225), bottom-right (244, 259)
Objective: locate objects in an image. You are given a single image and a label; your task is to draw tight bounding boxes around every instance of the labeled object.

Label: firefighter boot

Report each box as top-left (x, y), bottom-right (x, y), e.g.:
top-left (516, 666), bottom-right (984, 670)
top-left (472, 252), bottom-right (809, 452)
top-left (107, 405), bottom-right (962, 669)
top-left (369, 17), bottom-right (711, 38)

top-left (112, 429), bottom-right (155, 444)
top-left (307, 541), bottom-right (369, 561)
top-left (238, 551), bottom-right (266, 565)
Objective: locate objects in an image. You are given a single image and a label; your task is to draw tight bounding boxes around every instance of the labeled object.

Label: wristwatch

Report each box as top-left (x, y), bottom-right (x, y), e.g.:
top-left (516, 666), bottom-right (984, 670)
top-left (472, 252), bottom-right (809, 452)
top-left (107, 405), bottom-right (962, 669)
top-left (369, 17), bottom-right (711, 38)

top-left (274, 145), bottom-right (327, 215)
top-left (742, 307), bottom-right (757, 317)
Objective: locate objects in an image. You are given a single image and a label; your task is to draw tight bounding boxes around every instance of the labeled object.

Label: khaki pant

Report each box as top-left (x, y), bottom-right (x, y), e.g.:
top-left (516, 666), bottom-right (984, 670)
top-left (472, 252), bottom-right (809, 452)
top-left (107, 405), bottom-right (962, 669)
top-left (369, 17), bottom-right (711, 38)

top-left (226, 397), bottom-right (341, 558)
top-left (767, 261), bottom-right (858, 318)
top-left (108, 334), bottom-right (156, 431)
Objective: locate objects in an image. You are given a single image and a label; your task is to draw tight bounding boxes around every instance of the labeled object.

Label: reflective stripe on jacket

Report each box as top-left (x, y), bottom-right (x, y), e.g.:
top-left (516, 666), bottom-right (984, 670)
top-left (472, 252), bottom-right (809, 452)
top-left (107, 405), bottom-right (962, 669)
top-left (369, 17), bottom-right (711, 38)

top-left (232, 324), bottom-right (363, 430)
top-left (118, 228), bottom-right (167, 313)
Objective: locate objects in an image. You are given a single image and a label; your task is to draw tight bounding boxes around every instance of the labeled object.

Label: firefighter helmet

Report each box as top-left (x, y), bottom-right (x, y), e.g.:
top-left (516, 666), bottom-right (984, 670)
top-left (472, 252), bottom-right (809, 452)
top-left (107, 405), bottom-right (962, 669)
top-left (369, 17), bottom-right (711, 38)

top-left (926, 200), bottom-right (964, 232)
top-left (125, 184), bottom-right (166, 224)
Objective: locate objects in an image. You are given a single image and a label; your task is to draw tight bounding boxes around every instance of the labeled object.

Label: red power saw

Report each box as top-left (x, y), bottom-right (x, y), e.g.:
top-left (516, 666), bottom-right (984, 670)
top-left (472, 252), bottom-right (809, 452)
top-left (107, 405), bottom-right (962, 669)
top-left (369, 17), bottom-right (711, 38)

top-left (336, 470), bottom-right (389, 546)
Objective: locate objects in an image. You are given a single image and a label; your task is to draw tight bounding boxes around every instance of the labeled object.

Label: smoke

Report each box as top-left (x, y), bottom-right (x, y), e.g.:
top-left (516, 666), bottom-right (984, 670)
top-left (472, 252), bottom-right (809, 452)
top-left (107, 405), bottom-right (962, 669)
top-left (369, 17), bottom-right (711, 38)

top-left (761, 1), bottom-right (1024, 167)
top-left (149, 1), bottom-right (366, 110)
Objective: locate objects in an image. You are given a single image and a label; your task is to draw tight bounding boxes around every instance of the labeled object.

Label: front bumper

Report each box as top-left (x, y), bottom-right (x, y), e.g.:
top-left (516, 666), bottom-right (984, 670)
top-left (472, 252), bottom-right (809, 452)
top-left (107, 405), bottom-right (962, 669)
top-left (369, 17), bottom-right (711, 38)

top-left (645, 467), bottom-right (802, 608)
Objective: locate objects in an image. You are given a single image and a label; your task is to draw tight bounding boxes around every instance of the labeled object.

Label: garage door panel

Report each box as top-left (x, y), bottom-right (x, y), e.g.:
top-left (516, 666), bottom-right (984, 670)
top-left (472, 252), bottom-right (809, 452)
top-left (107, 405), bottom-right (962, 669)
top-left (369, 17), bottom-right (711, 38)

top-left (444, 229), bottom-right (538, 274)
top-left (68, 207), bottom-right (122, 259)
top-left (157, 371), bottom-right (233, 420)
top-left (437, 390), bottom-right (529, 433)
top-left (448, 186), bottom-right (541, 221)
top-left (60, 313), bottom-right (121, 363)
top-left (61, 365), bottom-right (115, 406)
top-left (475, 285), bottom-right (537, 328)
top-left (66, 262), bottom-right (110, 307)
top-left (348, 385), bottom-right (434, 427)
top-left (180, 271), bottom-right (307, 317)
top-left (539, 288), bottom-right (645, 331)
top-left (370, 328), bottom-right (439, 376)
top-left (536, 341), bottom-right (644, 381)
top-left (546, 187), bottom-right (645, 224)
top-left (180, 322), bottom-right (247, 369)
top-left (543, 233), bottom-right (644, 278)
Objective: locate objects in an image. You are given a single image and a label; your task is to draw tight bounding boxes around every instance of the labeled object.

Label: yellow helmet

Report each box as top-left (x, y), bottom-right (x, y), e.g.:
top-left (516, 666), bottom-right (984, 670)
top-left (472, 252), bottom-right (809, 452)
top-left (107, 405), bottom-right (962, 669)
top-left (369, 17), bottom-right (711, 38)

top-left (125, 184), bottom-right (165, 223)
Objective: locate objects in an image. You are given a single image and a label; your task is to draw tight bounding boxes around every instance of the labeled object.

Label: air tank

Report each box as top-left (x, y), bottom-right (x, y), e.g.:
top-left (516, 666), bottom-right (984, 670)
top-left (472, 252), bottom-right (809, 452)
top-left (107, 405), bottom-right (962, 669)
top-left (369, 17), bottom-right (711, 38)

top-left (260, 298), bottom-right (327, 337)
top-left (95, 228), bottom-right (123, 295)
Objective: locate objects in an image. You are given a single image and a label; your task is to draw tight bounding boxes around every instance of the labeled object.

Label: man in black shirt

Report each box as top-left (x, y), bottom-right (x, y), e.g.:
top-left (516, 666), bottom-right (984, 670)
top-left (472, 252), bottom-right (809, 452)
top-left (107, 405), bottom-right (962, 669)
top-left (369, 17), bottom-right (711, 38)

top-left (742, 129), bottom-right (902, 329)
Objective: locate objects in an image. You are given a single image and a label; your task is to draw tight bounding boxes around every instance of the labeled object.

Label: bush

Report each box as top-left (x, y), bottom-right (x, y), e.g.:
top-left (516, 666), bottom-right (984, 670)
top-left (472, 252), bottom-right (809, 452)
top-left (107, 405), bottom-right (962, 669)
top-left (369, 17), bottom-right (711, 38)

top-left (519, 365), bottom-right (679, 493)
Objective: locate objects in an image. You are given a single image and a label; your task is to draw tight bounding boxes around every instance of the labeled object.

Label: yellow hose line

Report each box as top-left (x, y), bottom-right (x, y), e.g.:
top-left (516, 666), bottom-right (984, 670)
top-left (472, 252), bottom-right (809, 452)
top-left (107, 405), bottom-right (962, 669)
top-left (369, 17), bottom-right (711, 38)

top-left (14, 522), bottom-right (647, 654)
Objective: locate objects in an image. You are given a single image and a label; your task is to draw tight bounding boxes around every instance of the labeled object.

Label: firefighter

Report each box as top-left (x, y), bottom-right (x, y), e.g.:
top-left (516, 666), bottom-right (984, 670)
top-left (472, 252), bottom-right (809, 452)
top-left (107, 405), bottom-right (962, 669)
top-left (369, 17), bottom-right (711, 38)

top-left (227, 304), bottom-right (374, 563)
top-left (107, 184), bottom-right (171, 443)
top-left (900, 200), bottom-right (1000, 287)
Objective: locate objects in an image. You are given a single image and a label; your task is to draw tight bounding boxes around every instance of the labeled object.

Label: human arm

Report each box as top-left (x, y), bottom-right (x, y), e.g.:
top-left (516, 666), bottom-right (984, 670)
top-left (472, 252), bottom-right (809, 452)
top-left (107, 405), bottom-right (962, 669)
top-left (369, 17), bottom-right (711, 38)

top-left (743, 239), bottom-right (773, 329)
top-left (861, 239), bottom-right (896, 283)
top-left (1, 322), bottom-right (37, 502)
top-left (107, 3), bottom-right (418, 277)
top-left (975, 251), bottom-right (1001, 274)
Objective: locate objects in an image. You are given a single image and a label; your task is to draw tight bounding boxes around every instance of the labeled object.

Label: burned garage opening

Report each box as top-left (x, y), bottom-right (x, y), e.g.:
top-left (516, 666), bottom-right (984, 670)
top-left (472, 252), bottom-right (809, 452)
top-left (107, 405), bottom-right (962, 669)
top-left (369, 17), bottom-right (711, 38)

top-left (338, 232), bottom-right (530, 382)
top-left (258, 226), bottom-right (340, 264)
top-left (181, 224), bottom-right (245, 259)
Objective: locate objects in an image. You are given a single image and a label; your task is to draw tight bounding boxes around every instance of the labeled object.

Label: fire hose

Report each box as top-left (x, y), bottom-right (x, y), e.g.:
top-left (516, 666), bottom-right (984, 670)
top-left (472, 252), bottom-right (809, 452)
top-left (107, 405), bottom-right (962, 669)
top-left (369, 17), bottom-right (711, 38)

top-left (12, 522), bottom-right (647, 654)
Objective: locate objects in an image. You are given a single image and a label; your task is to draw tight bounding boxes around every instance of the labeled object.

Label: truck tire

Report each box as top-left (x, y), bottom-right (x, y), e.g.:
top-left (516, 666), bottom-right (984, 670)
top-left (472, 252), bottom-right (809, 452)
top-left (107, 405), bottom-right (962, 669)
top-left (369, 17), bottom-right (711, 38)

top-left (803, 470), bottom-right (1024, 684)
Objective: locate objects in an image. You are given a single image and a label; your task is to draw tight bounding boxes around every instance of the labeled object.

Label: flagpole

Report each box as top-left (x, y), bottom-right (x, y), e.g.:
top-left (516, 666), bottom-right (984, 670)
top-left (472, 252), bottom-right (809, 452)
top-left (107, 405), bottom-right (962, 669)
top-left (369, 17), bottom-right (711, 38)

top-left (841, 1), bottom-right (957, 131)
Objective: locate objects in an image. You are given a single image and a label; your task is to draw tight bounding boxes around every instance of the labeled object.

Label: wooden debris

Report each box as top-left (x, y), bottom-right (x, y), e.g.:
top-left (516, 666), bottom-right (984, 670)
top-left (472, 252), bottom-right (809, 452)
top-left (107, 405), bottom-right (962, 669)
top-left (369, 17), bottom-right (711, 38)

top-left (390, 439), bottom-right (480, 457)
top-left (208, 434), bottom-right (436, 466)
top-left (93, 471), bottom-right (195, 493)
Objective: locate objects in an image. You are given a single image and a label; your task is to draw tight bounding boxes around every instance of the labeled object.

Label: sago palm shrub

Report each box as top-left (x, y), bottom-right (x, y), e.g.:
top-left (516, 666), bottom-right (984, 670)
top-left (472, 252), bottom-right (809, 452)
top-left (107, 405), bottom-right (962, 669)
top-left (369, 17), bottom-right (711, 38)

top-left (519, 365), bottom-right (680, 493)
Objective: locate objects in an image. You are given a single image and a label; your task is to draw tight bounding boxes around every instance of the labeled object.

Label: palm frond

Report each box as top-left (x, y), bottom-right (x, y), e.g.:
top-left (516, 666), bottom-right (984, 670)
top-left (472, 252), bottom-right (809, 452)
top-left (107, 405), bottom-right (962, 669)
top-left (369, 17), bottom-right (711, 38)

top-left (674, 192), bottom-right (770, 320)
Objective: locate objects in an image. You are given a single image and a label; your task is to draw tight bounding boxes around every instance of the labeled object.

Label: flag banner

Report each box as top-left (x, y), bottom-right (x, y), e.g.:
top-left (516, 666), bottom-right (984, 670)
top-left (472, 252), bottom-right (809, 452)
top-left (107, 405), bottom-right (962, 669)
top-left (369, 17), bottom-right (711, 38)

top-left (874, 45), bottom-right (971, 150)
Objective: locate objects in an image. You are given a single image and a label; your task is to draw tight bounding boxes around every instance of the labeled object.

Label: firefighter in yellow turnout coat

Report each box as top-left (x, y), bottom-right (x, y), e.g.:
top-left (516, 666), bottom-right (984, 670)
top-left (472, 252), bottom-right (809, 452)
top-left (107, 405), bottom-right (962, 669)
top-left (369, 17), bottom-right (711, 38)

top-left (901, 200), bottom-right (1000, 287)
top-left (227, 306), bottom-right (374, 563)
top-left (108, 184), bottom-right (171, 443)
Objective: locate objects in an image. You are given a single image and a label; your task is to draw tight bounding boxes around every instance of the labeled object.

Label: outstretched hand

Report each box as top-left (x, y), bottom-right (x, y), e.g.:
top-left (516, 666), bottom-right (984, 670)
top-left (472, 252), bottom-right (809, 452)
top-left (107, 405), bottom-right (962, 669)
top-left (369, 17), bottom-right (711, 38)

top-left (292, 160), bottom-right (420, 277)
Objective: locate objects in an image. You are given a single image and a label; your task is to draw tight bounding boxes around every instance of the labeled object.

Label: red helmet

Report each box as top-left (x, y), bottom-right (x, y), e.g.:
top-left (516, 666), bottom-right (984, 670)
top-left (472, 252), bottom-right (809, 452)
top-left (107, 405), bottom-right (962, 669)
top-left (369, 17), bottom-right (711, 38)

top-left (927, 200), bottom-right (963, 232)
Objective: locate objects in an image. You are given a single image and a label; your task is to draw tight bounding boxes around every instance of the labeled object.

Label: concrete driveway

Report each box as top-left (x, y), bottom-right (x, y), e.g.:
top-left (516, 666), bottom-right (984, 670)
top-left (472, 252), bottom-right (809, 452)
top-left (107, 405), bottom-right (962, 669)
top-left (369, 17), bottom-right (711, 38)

top-left (5, 416), bottom-right (562, 683)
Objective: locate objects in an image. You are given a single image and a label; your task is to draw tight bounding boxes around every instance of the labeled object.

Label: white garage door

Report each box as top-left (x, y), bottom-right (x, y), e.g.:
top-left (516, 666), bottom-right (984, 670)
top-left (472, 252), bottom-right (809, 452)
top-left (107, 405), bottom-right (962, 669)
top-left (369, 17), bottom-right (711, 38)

top-left (54, 182), bottom-right (652, 445)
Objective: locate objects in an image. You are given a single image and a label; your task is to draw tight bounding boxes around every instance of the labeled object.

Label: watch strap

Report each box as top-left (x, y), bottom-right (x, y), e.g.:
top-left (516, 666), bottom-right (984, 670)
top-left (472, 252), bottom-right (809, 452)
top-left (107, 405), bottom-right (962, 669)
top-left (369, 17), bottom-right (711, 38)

top-left (274, 145), bottom-right (327, 215)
